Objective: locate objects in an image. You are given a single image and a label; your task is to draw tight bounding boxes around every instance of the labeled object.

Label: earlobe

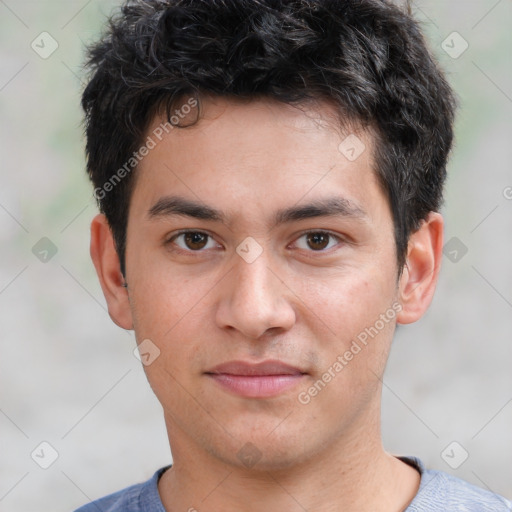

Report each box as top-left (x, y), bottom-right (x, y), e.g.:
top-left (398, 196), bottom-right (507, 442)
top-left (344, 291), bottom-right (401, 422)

top-left (90, 213), bottom-right (134, 330)
top-left (396, 212), bottom-right (444, 325)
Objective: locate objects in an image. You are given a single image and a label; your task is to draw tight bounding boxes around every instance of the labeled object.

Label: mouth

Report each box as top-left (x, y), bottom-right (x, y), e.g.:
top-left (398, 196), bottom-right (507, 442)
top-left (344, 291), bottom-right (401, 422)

top-left (205, 360), bottom-right (307, 398)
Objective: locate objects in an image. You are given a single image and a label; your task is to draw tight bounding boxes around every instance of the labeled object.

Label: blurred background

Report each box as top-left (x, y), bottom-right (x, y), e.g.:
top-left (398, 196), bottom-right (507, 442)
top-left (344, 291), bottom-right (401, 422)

top-left (0, 1), bottom-right (511, 510)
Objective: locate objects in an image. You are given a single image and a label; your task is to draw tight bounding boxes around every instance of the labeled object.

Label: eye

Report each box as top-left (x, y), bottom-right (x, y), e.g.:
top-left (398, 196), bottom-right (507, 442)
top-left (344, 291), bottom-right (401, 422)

top-left (293, 231), bottom-right (343, 252)
top-left (167, 231), bottom-right (219, 252)
top-left (166, 230), bottom-right (344, 255)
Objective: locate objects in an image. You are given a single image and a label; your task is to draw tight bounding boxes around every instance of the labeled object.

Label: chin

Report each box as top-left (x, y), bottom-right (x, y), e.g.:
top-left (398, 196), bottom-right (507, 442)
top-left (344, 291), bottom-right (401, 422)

top-left (207, 425), bottom-right (315, 473)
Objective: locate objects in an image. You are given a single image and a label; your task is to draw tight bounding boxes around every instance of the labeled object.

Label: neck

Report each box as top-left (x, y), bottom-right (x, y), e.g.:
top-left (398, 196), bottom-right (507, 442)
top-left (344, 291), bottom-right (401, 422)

top-left (158, 410), bottom-right (420, 512)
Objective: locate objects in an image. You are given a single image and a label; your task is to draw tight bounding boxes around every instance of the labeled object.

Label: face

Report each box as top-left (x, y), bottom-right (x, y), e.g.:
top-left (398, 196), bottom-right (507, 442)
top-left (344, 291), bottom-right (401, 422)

top-left (93, 96), bottom-right (441, 471)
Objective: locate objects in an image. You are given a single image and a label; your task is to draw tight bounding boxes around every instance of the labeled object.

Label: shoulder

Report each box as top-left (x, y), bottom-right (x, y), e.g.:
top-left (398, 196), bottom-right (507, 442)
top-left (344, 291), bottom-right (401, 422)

top-left (402, 457), bottom-right (512, 512)
top-left (73, 466), bottom-right (169, 512)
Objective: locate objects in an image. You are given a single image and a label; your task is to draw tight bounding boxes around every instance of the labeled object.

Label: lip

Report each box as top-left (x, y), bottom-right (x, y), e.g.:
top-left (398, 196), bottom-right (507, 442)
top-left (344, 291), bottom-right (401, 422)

top-left (207, 360), bottom-right (305, 376)
top-left (205, 360), bottom-right (307, 398)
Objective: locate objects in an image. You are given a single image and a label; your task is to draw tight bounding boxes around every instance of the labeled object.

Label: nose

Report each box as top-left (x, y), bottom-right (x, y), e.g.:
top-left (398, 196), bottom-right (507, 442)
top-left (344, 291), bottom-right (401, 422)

top-left (215, 249), bottom-right (296, 340)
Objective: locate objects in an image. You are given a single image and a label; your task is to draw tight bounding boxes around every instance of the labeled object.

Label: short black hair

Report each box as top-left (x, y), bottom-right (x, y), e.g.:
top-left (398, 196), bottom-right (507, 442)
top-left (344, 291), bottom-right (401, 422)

top-left (81, 0), bottom-right (457, 276)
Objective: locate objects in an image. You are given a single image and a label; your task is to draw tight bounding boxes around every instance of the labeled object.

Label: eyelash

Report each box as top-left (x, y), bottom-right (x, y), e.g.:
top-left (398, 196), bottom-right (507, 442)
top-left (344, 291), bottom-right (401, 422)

top-left (165, 229), bottom-right (345, 256)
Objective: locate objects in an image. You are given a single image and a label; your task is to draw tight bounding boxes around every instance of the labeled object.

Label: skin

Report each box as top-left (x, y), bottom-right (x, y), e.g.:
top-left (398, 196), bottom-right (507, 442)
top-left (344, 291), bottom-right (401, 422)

top-left (90, 96), bottom-right (443, 511)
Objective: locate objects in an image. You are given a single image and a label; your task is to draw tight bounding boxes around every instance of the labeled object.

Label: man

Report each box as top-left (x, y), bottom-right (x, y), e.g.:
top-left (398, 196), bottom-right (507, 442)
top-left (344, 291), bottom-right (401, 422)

top-left (76, 0), bottom-right (511, 510)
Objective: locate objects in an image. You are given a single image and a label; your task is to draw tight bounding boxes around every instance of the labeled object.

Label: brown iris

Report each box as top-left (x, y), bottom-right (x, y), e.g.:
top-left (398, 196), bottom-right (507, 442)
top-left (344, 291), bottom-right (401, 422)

top-left (306, 232), bottom-right (330, 251)
top-left (184, 232), bottom-right (209, 250)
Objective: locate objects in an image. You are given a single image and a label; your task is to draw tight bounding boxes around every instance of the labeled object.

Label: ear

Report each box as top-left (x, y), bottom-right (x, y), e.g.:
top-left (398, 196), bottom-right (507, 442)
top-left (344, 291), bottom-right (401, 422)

top-left (90, 213), bottom-right (134, 330)
top-left (396, 212), bottom-right (444, 325)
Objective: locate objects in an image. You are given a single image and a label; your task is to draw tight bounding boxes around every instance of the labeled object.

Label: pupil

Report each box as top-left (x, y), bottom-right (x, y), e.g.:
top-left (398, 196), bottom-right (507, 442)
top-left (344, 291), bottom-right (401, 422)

top-left (308, 232), bottom-right (328, 250)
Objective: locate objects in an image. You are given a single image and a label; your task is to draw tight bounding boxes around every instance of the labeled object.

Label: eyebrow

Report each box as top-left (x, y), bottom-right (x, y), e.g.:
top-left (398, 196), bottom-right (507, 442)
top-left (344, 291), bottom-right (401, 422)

top-left (147, 195), bottom-right (368, 228)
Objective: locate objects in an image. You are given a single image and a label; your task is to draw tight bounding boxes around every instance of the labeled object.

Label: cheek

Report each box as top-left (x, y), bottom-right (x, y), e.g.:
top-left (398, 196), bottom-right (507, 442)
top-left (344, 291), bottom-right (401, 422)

top-left (129, 256), bottom-right (214, 330)
top-left (130, 277), bottom-right (208, 413)
top-left (292, 266), bottom-right (397, 394)
top-left (296, 275), bottom-right (396, 407)
top-left (128, 270), bottom-right (202, 365)
top-left (293, 267), bottom-right (392, 337)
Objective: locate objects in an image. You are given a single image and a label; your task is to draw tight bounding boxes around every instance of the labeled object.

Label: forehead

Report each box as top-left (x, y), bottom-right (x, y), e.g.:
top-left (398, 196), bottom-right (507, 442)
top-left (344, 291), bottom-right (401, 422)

top-left (131, 96), bottom-right (387, 226)
top-left (148, 95), bottom-right (366, 152)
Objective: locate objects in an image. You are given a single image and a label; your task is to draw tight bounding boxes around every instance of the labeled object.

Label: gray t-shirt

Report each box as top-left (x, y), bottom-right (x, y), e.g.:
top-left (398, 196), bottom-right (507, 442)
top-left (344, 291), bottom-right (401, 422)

top-left (74, 456), bottom-right (512, 511)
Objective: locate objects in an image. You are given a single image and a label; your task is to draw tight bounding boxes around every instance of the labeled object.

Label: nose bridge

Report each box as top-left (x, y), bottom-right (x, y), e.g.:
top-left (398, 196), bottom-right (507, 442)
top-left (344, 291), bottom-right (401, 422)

top-left (235, 249), bottom-right (275, 304)
top-left (216, 245), bottom-right (295, 339)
